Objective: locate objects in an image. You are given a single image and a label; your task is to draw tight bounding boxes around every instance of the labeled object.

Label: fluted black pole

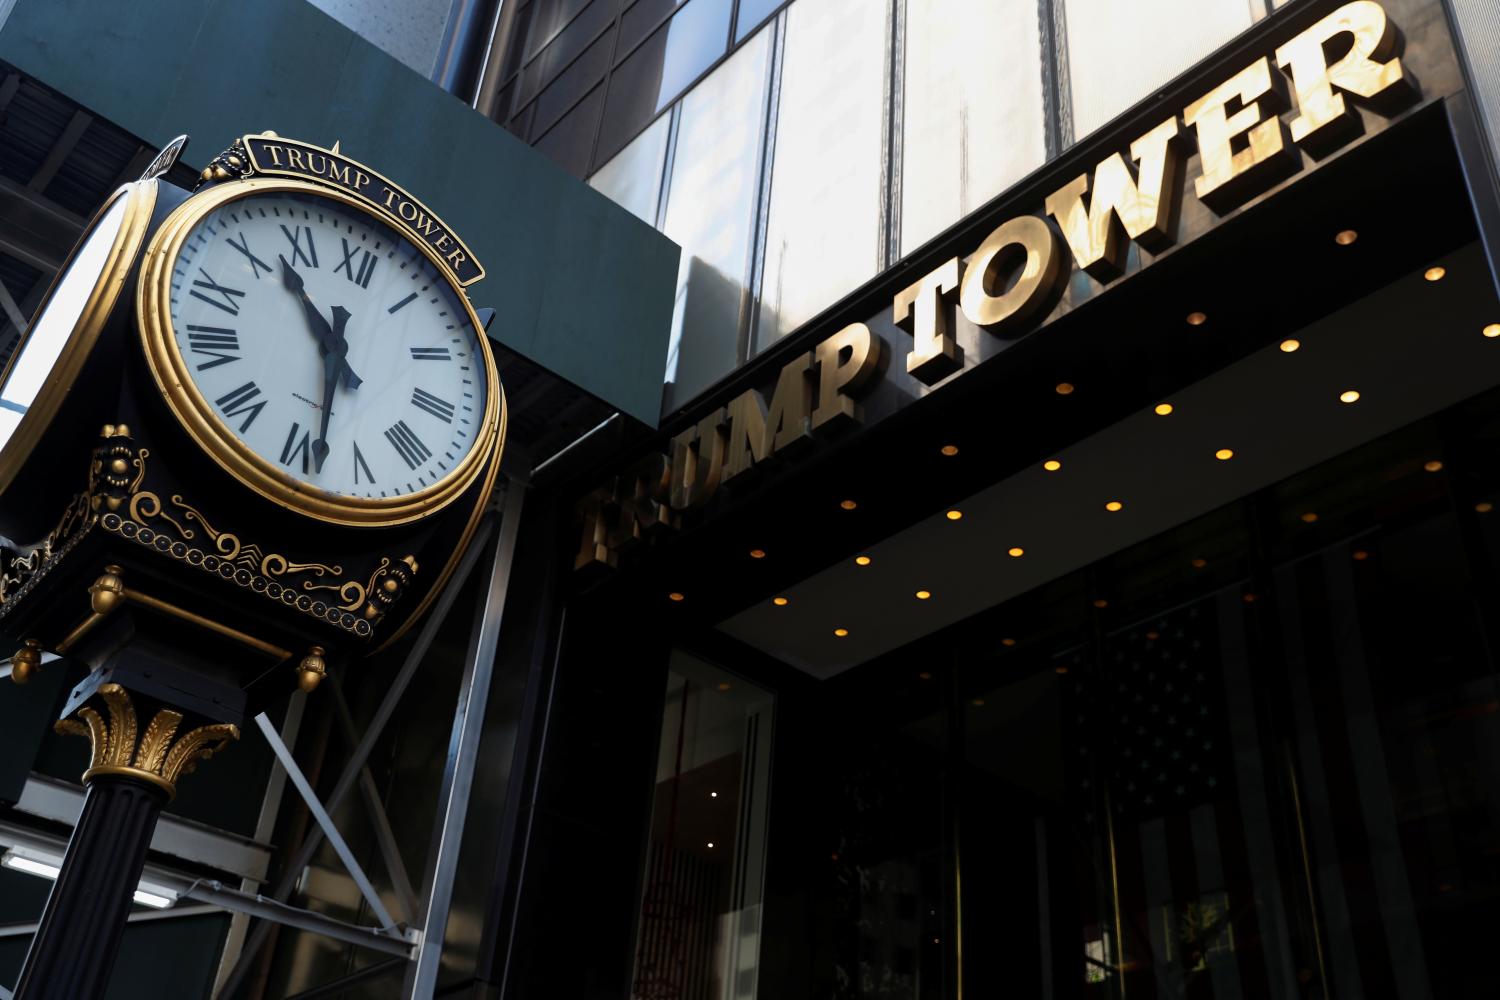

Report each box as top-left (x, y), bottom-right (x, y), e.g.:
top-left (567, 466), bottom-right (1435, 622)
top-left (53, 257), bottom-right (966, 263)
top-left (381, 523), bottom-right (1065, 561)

top-left (11, 773), bottom-right (168, 1000)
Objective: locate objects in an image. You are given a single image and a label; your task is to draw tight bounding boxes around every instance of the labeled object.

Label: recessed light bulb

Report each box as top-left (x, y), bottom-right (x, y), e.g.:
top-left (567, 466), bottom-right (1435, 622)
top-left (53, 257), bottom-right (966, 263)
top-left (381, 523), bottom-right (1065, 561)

top-left (854, 555), bottom-right (872, 566)
top-left (1008, 546), bottom-right (1024, 557)
top-left (749, 548), bottom-right (766, 559)
top-left (915, 590), bottom-right (932, 600)
top-left (1424, 460), bottom-right (1443, 472)
top-left (1339, 390), bottom-right (1360, 404)
top-left (1335, 229), bottom-right (1358, 245)
top-left (945, 509), bottom-right (963, 521)
top-left (1186, 311), bottom-right (1207, 326)
top-left (1055, 382), bottom-right (1075, 395)
top-left (839, 499), bottom-right (858, 510)
top-left (1043, 459), bottom-right (1062, 471)
top-left (833, 628), bottom-right (849, 637)
top-left (1425, 266), bottom-right (1446, 282)
top-left (1280, 339), bottom-right (1300, 352)
top-left (668, 592), bottom-right (685, 602)
top-left (1154, 402), bottom-right (1173, 416)
top-left (1215, 448), bottom-right (1234, 460)
top-left (772, 596), bottom-right (789, 606)
top-left (1105, 500), bottom-right (1123, 512)
top-left (940, 444), bottom-right (959, 456)
top-left (1485, 324), bottom-right (1500, 339)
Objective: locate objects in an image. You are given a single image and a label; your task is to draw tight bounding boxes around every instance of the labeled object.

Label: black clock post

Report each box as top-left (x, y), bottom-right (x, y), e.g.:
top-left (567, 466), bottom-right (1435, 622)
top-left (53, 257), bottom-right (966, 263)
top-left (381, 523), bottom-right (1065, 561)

top-left (0, 133), bottom-right (503, 998)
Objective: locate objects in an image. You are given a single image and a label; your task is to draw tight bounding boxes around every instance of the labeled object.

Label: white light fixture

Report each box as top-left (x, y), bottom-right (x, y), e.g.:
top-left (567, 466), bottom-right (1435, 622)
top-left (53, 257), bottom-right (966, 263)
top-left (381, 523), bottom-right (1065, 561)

top-left (2, 847), bottom-right (178, 909)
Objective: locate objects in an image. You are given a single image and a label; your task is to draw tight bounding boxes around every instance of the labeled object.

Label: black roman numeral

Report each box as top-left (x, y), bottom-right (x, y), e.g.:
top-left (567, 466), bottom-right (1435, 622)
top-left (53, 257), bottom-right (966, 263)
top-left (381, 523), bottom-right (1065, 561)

top-left (384, 420), bottom-right (431, 471)
top-left (411, 387), bottom-right (455, 423)
top-left (189, 269), bottom-right (246, 315)
top-left (336, 238), bottom-right (377, 288)
top-left (215, 381), bottom-right (265, 432)
top-left (279, 422), bottom-right (314, 473)
top-left (280, 224), bottom-right (318, 268)
top-left (226, 231), bottom-right (272, 278)
top-left (353, 441), bottom-right (375, 484)
top-left (186, 325), bottom-right (240, 370)
top-left (409, 347), bottom-right (450, 360)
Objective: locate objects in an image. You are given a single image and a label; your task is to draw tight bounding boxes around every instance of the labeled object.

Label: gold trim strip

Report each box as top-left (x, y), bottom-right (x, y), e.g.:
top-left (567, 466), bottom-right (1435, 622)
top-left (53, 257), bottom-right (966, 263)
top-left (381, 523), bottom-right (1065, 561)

top-left (83, 763), bottom-right (176, 798)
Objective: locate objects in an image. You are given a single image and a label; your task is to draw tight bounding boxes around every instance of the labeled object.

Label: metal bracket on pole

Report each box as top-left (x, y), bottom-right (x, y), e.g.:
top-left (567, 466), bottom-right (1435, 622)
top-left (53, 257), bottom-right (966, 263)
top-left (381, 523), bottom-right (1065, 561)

top-left (214, 514), bottom-right (497, 999)
top-left (404, 484), bottom-right (526, 997)
top-left (253, 713), bottom-right (399, 932)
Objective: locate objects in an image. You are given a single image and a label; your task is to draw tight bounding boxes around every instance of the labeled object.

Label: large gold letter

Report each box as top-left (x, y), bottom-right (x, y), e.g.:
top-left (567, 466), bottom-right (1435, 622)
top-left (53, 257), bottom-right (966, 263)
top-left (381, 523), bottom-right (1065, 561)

top-left (723, 391), bottom-right (769, 482)
top-left (959, 216), bottom-right (1065, 331)
top-left (893, 258), bottom-right (962, 385)
top-left (1276, 0), bottom-right (1415, 156)
top-left (812, 323), bottom-right (882, 431)
top-left (1045, 117), bottom-right (1184, 279)
top-left (668, 408), bottom-right (726, 510)
top-left (1184, 57), bottom-right (1299, 214)
top-left (764, 352), bottom-right (814, 457)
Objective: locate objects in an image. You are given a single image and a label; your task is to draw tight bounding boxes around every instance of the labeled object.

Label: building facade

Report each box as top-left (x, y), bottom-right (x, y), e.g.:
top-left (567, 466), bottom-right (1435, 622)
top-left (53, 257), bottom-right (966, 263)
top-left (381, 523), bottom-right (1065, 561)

top-left (3, 0), bottom-right (1500, 998)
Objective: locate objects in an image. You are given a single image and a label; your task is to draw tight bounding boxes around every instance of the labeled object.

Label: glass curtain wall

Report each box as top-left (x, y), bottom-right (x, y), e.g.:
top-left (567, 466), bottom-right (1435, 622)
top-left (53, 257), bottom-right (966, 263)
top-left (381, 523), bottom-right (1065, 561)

top-left (509, 0), bottom-right (1277, 410)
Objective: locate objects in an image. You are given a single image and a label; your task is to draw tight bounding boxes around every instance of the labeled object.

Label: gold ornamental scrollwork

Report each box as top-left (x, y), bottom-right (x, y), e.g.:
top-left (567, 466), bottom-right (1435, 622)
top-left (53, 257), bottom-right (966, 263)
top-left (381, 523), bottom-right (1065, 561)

top-left (54, 682), bottom-right (239, 799)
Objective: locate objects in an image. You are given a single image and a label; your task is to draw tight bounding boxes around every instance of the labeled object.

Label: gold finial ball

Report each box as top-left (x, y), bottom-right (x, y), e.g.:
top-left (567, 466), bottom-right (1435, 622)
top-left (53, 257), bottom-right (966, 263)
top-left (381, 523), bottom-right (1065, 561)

top-left (382, 578), bottom-right (399, 593)
top-left (10, 639), bottom-right (41, 685)
top-left (296, 645), bottom-right (327, 693)
top-left (90, 565), bottom-right (126, 614)
top-left (109, 458), bottom-right (129, 475)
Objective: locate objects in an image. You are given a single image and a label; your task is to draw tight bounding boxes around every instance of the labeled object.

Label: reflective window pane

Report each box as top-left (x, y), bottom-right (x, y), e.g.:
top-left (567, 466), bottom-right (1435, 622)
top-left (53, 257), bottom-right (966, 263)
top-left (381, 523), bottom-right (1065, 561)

top-left (598, 0), bottom-right (733, 164)
top-left (901, 0), bottom-right (1046, 255)
top-left (1064, 0), bottom-right (1253, 138)
top-left (533, 83), bottom-right (604, 177)
top-left (529, 27), bottom-right (615, 138)
top-left (662, 29), bottom-right (771, 407)
top-left (734, 0), bottom-right (782, 41)
top-left (524, 0), bottom-right (594, 61)
top-left (517, 0), bottom-right (617, 108)
top-left (620, 0), bottom-right (689, 55)
top-left (757, 0), bottom-right (887, 345)
top-left (589, 111), bottom-right (671, 226)
top-left (631, 654), bottom-right (773, 999)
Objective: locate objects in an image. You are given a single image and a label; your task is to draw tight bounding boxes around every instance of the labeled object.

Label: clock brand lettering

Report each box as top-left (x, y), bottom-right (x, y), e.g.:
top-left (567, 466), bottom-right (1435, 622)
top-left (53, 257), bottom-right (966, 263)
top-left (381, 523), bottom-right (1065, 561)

top-left (241, 134), bottom-right (484, 285)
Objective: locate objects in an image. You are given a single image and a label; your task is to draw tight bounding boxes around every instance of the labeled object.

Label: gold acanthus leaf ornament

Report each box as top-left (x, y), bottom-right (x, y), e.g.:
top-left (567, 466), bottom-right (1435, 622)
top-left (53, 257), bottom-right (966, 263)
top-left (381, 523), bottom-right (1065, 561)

top-left (54, 682), bottom-right (238, 799)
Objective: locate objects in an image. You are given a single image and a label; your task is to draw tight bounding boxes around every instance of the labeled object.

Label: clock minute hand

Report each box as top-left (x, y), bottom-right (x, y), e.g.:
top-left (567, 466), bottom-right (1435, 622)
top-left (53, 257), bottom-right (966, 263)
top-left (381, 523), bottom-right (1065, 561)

top-left (311, 306), bottom-right (351, 474)
top-left (278, 255), bottom-right (363, 389)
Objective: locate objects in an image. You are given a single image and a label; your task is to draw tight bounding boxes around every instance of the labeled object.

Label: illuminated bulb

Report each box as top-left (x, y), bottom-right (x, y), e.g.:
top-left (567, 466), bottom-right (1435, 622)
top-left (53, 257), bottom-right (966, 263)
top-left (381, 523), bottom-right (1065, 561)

top-left (1215, 448), bottom-right (1234, 461)
top-left (1055, 665), bottom-right (1069, 675)
top-left (668, 592), bottom-right (685, 602)
top-left (1092, 598), bottom-right (1109, 609)
top-left (1191, 557), bottom-right (1207, 568)
top-left (717, 682), bottom-right (732, 692)
top-left (1055, 382), bottom-right (1075, 395)
top-left (710, 791), bottom-right (718, 798)
top-left (1243, 593), bottom-right (1257, 603)
top-left (1477, 502), bottom-right (1494, 513)
top-left (1146, 631), bottom-right (1160, 640)
top-left (772, 596), bottom-right (789, 606)
top-left (945, 509), bottom-right (963, 521)
top-left (915, 590), bottom-right (932, 600)
top-left (854, 555), bottom-right (872, 566)
top-left (749, 548), bottom-right (766, 559)
top-left (940, 444), bottom-right (959, 456)
top-left (1186, 311), bottom-right (1207, 326)
top-left (1485, 324), bottom-right (1500, 339)
top-left (1339, 390), bottom-right (1360, 404)
top-left (1154, 402), bottom-right (1174, 416)
top-left (1105, 500), bottom-right (1123, 512)
top-left (707, 842), bottom-right (715, 849)
top-left (1353, 550), bottom-right (1369, 561)
top-left (833, 628), bottom-right (849, 637)
top-left (1424, 460), bottom-right (1444, 473)
top-left (1300, 512), bottom-right (1319, 523)
top-left (839, 499), bottom-right (858, 510)
top-left (1334, 229), bottom-right (1358, 245)
top-left (1043, 459), bottom-right (1062, 471)
top-left (1425, 266), bottom-right (1446, 282)
top-left (971, 699), bottom-right (985, 707)
top-left (1280, 339), bottom-right (1300, 353)
top-left (1008, 546), bottom-right (1024, 557)
top-left (1001, 638), bottom-right (1016, 647)
top-left (917, 671), bottom-right (933, 680)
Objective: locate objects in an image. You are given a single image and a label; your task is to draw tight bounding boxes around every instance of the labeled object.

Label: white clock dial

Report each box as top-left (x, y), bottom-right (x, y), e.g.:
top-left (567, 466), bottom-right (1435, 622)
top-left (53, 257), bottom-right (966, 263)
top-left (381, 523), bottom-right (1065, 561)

top-left (166, 191), bottom-right (488, 500)
top-left (0, 192), bottom-right (132, 450)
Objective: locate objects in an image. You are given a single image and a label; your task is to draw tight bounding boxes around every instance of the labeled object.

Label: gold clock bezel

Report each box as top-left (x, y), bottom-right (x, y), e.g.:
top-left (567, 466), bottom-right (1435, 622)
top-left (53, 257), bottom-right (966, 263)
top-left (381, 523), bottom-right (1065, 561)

top-left (136, 177), bottom-right (504, 527)
top-left (0, 180), bottom-right (158, 496)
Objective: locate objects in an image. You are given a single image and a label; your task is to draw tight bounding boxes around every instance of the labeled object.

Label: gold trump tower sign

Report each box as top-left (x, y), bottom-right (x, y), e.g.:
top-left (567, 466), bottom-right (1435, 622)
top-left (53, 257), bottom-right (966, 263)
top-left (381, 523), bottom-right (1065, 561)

top-left (577, 0), bottom-right (1417, 570)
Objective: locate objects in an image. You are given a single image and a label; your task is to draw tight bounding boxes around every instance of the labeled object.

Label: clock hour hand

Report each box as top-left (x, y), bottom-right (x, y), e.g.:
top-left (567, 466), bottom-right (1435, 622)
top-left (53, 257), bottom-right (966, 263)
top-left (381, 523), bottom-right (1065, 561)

top-left (278, 255), bottom-right (363, 390)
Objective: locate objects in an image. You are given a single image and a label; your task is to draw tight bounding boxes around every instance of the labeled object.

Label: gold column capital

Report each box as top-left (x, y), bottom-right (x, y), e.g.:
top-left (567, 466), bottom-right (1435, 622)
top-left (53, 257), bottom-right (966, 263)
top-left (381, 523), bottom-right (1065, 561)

top-left (54, 683), bottom-right (239, 800)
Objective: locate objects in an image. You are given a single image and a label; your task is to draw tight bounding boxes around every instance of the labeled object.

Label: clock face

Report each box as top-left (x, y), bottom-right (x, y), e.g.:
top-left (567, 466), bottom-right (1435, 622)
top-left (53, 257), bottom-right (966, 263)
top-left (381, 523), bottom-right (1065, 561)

top-left (0, 191), bottom-right (133, 450)
top-left (164, 189), bottom-right (490, 502)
